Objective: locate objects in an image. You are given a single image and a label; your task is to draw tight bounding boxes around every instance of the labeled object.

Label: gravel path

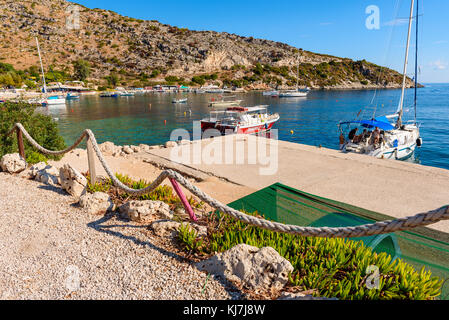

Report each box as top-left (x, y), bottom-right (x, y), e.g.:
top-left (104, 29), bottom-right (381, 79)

top-left (0, 173), bottom-right (236, 300)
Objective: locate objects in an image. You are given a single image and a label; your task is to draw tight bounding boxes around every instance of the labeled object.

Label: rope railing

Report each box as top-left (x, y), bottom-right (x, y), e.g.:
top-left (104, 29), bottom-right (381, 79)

top-left (6, 123), bottom-right (449, 238)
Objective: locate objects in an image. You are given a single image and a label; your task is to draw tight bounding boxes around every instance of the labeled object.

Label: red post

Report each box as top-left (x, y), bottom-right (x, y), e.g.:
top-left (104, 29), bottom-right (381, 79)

top-left (169, 178), bottom-right (197, 222)
top-left (16, 128), bottom-right (25, 159)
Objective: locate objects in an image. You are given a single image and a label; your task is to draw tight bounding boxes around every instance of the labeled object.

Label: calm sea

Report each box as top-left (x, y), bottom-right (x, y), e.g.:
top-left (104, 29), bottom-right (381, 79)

top-left (44, 83), bottom-right (449, 170)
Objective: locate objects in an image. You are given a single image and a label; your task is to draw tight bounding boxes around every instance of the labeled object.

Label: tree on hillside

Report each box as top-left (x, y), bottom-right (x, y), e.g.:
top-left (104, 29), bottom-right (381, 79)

top-left (105, 73), bottom-right (119, 87)
top-left (73, 59), bottom-right (91, 81)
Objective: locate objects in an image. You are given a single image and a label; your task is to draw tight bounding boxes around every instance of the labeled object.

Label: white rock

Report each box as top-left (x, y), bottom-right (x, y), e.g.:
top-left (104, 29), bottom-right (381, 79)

top-left (35, 165), bottom-right (60, 186)
top-left (0, 153), bottom-right (27, 173)
top-left (59, 164), bottom-right (87, 198)
top-left (122, 146), bottom-right (134, 154)
top-left (149, 145), bottom-right (162, 150)
top-left (79, 192), bottom-right (115, 215)
top-left (99, 141), bottom-right (117, 155)
top-left (151, 220), bottom-right (207, 238)
top-left (139, 144), bottom-right (150, 152)
top-left (19, 161), bottom-right (47, 179)
top-left (195, 244), bottom-right (293, 292)
top-left (131, 146), bottom-right (141, 153)
top-left (165, 141), bottom-right (177, 148)
top-left (119, 200), bottom-right (173, 223)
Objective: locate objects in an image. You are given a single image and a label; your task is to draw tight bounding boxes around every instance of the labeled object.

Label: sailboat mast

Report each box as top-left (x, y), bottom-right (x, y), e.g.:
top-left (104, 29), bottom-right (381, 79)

top-left (397, 0), bottom-right (415, 128)
top-left (414, 0), bottom-right (419, 123)
top-left (35, 37), bottom-right (47, 94)
top-left (296, 49), bottom-right (301, 90)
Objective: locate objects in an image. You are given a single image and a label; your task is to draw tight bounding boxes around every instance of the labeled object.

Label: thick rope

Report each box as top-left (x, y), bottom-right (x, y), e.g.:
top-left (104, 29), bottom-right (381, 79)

top-left (7, 123), bottom-right (449, 238)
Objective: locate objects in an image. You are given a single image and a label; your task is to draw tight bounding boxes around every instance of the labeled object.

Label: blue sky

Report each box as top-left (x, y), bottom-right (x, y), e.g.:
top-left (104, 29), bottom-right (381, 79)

top-left (73, 0), bottom-right (449, 83)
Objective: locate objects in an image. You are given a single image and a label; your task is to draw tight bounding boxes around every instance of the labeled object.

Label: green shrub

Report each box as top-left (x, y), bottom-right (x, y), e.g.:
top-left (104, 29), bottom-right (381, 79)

top-left (178, 212), bottom-right (443, 300)
top-left (26, 151), bottom-right (48, 165)
top-left (0, 101), bottom-right (66, 161)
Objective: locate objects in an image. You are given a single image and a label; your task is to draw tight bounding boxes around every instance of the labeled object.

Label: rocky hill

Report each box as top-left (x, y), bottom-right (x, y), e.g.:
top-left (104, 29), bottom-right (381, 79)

top-left (0, 0), bottom-right (414, 89)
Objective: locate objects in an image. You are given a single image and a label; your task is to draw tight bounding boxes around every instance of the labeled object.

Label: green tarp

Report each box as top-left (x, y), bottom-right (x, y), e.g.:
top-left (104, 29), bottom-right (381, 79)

top-left (227, 183), bottom-right (449, 299)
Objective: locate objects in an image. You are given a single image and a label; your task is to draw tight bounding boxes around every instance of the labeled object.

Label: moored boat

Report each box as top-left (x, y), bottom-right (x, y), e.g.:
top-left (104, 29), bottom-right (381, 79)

top-left (100, 92), bottom-right (119, 98)
top-left (209, 96), bottom-right (242, 108)
top-left (263, 90), bottom-right (279, 97)
top-left (172, 98), bottom-right (188, 104)
top-left (201, 105), bottom-right (280, 135)
top-left (66, 93), bottom-right (80, 100)
top-left (338, 0), bottom-right (422, 161)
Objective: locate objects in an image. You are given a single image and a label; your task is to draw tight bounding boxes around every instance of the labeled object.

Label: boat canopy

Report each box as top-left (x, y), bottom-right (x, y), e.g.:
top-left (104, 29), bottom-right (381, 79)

top-left (340, 116), bottom-right (395, 131)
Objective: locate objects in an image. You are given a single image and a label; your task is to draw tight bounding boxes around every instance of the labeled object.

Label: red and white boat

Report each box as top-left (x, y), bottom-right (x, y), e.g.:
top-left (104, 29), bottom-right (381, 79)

top-left (200, 105), bottom-right (280, 134)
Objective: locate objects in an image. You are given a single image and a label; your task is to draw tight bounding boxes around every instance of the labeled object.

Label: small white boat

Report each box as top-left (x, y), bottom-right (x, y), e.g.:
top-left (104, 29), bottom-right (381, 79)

top-left (172, 98), bottom-right (188, 104)
top-left (278, 89), bottom-right (309, 98)
top-left (66, 93), bottom-right (80, 100)
top-left (43, 95), bottom-right (66, 106)
top-left (119, 91), bottom-right (135, 97)
top-left (263, 90), bottom-right (279, 96)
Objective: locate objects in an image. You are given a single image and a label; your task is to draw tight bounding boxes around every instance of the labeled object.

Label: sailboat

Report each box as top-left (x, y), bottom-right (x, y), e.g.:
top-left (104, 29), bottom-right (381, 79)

top-left (279, 50), bottom-right (310, 98)
top-left (338, 0), bottom-right (422, 161)
top-left (35, 37), bottom-right (66, 106)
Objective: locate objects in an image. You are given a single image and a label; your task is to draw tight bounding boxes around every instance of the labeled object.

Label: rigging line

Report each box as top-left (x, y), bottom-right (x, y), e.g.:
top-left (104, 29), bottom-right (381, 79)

top-left (363, 0), bottom-right (402, 122)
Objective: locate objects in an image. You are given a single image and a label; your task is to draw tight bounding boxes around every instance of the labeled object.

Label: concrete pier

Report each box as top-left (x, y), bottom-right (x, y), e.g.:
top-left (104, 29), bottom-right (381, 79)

top-left (146, 135), bottom-right (449, 233)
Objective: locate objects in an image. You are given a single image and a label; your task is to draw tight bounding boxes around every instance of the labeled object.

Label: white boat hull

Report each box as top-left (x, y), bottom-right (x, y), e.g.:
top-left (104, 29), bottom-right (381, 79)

top-left (278, 91), bottom-right (308, 97)
top-left (343, 126), bottom-right (420, 161)
top-left (43, 98), bottom-right (66, 106)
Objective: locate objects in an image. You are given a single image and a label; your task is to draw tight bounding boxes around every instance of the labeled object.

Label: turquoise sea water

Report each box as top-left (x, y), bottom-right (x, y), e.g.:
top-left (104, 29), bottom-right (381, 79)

top-left (44, 83), bottom-right (449, 170)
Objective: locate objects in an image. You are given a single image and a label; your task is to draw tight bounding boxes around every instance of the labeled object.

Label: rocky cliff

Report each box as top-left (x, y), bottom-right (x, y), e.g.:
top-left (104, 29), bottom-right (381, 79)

top-left (0, 0), bottom-right (414, 89)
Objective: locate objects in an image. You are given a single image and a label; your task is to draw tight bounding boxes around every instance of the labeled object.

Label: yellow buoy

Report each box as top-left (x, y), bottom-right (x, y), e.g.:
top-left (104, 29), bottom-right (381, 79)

top-left (290, 130), bottom-right (294, 135)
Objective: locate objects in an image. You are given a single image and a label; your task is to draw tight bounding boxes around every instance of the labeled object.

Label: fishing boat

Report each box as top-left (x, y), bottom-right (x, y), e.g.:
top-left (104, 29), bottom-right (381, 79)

top-left (100, 92), bottom-right (119, 98)
top-left (278, 50), bottom-right (309, 98)
top-left (209, 96), bottom-right (243, 108)
top-left (338, 0), bottom-right (422, 161)
top-left (172, 98), bottom-right (188, 104)
top-left (201, 105), bottom-right (280, 135)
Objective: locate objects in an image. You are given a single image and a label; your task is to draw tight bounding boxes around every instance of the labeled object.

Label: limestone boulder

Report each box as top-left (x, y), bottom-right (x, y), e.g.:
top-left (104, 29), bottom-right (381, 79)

top-left (195, 244), bottom-right (293, 292)
top-left (59, 164), bottom-right (87, 198)
top-left (35, 165), bottom-right (60, 186)
top-left (151, 220), bottom-right (208, 238)
top-left (0, 153), bottom-right (27, 173)
top-left (131, 146), bottom-right (141, 153)
top-left (99, 141), bottom-right (118, 155)
top-left (119, 200), bottom-right (173, 223)
top-left (79, 192), bottom-right (115, 215)
top-left (20, 161), bottom-right (47, 179)
top-left (139, 144), bottom-right (150, 152)
top-left (122, 146), bottom-right (134, 155)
